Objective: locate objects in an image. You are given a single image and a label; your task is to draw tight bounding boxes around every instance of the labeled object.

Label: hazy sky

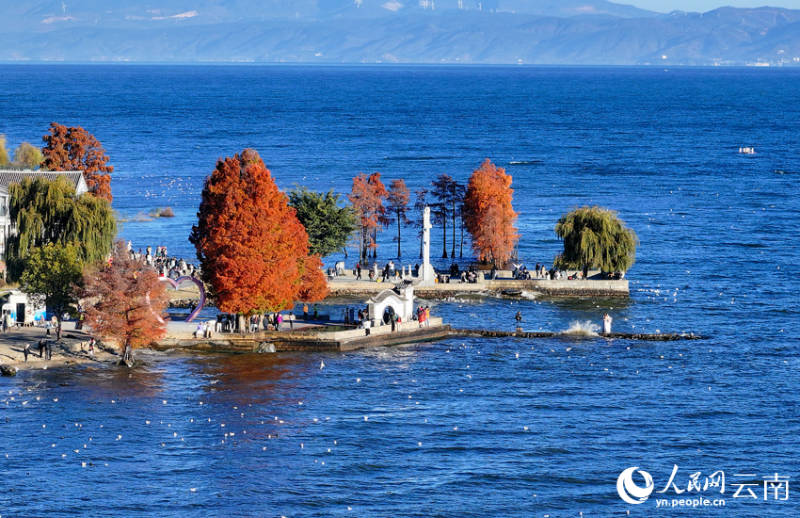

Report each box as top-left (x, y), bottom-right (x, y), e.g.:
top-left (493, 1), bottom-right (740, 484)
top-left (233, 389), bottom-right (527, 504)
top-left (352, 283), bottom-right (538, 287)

top-left (624, 0), bottom-right (800, 12)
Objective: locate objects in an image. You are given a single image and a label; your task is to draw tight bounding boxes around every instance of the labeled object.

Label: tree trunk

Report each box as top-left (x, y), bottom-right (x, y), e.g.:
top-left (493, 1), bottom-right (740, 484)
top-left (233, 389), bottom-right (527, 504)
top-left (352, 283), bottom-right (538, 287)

top-left (451, 195), bottom-right (456, 259)
top-left (56, 316), bottom-right (62, 341)
top-left (441, 216), bottom-right (448, 258)
top-left (460, 221), bottom-right (464, 258)
top-left (396, 213), bottom-right (402, 257)
top-left (361, 228), bottom-right (368, 261)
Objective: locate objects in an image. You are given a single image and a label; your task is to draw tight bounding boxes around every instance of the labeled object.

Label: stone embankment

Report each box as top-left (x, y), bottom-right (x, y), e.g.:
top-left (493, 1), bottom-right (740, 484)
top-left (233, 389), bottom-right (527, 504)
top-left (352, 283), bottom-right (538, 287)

top-left (451, 329), bottom-right (708, 341)
top-left (155, 319), bottom-right (449, 352)
top-left (327, 275), bottom-right (629, 299)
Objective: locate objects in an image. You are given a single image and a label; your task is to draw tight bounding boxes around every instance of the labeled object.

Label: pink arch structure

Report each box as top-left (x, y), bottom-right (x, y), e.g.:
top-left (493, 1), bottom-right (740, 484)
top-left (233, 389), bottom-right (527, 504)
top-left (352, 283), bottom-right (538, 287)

top-left (159, 276), bottom-right (207, 322)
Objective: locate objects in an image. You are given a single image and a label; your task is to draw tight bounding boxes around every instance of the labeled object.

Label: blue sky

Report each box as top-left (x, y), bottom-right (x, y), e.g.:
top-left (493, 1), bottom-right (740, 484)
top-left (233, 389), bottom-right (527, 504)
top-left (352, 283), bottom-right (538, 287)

top-left (625, 0), bottom-right (800, 12)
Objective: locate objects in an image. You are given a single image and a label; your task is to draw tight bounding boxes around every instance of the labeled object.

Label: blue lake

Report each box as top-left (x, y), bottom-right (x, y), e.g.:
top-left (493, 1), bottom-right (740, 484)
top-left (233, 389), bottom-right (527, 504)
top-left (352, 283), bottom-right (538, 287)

top-left (1, 64), bottom-right (799, 516)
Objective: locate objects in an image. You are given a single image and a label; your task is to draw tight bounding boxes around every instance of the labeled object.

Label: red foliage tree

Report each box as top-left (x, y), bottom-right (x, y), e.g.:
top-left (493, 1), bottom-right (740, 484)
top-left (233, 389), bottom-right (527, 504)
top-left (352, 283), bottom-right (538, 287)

top-left (297, 255), bottom-right (329, 303)
top-left (386, 178), bottom-right (410, 257)
top-left (348, 172), bottom-right (388, 260)
top-left (42, 123), bottom-right (114, 202)
top-left (190, 149), bottom-right (326, 315)
top-left (80, 240), bottom-right (169, 362)
top-left (463, 159), bottom-right (520, 266)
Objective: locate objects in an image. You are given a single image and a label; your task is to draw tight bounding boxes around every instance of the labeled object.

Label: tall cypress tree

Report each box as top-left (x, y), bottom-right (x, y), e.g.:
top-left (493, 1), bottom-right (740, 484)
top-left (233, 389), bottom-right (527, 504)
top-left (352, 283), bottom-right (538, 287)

top-left (190, 149), bottom-right (327, 315)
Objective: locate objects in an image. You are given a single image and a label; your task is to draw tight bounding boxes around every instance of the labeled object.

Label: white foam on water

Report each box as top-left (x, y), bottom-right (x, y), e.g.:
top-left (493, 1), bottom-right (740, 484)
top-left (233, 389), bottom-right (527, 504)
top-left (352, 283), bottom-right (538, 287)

top-left (520, 291), bottom-right (537, 300)
top-left (559, 320), bottom-right (601, 337)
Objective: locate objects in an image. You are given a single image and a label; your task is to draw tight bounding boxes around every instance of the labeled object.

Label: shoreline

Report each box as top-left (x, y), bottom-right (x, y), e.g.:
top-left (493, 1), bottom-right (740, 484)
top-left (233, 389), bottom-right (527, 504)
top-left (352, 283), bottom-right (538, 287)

top-left (0, 323), bottom-right (119, 372)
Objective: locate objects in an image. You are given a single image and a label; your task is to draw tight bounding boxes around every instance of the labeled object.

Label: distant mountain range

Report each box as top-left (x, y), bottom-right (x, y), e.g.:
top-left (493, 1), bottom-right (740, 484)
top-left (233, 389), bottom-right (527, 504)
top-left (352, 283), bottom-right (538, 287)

top-left (2, 0), bottom-right (800, 65)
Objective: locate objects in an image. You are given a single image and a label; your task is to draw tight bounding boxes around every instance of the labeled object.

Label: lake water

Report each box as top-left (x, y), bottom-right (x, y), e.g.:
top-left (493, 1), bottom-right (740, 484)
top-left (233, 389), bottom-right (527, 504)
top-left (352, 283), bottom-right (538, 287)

top-left (1, 65), bottom-right (799, 516)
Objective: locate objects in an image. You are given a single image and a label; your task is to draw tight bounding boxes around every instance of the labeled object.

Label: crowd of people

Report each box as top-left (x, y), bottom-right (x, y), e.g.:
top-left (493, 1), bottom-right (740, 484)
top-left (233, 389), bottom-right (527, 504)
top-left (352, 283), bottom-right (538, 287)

top-left (127, 242), bottom-right (200, 280)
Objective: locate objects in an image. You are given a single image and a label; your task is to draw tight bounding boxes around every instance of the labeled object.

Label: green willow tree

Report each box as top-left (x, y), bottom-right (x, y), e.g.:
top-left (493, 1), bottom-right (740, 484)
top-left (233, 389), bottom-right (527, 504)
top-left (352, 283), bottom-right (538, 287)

top-left (19, 242), bottom-right (83, 324)
top-left (0, 135), bottom-right (10, 166)
top-left (7, 177), bottom-right (116, 280)
top-left (13, 142), bottom-right (44, 169)
top-left (288, 187), bottom-right (357, 258)
top-left (554, 206), bottom-right (638, 276)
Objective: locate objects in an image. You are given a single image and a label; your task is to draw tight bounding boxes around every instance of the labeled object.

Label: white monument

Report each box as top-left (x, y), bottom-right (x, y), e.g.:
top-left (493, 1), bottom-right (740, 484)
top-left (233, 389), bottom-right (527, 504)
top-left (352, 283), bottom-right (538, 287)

top-left (418, 206), bottom-right (436, 286)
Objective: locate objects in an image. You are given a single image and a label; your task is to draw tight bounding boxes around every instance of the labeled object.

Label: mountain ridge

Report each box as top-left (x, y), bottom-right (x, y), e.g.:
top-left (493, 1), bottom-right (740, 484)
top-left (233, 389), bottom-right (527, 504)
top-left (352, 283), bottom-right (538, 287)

top-left (2, 1), bottom-right (800, 65)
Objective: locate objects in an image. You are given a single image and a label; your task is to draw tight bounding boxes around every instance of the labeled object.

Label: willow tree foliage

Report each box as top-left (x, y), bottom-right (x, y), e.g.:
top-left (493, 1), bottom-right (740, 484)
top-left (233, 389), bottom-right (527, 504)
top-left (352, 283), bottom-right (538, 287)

top-left (7, 177), bottom-right (117, 281)
top-left (0, 135), bottom-right (10, 166)
top-left (554, 206), bottom-right (638, 274)
top-left (288, 187), bottom-right (357, 258)
top-left (14, 142), bottom-right (44, 169)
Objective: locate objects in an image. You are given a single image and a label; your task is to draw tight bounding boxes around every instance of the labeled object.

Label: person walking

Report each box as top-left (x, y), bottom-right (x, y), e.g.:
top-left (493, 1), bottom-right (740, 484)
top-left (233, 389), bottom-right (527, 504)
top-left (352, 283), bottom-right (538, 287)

top-left (515, 311), bottom-right (523, 325)
top-left (303, 304), bottom-right (309, 320)
top-left (23, 343), bottom-right (30, 362)
top-left (288, 312), bottom-right (295, 330)
top-left (356, 262), bottom-right (362, 280)
top-left (313, 304), bottom-right (319, 321)
top-left (276, 313), bottom-right (283, 331)
top-left (38, 340), bottom-right (45, 358)
top-left (45, 341), bottom-right (53, 361)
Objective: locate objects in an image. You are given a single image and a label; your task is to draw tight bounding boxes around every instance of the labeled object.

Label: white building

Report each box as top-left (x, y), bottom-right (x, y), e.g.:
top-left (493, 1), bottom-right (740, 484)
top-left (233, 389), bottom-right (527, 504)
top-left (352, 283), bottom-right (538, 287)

top-left (0, 170), bottom-right (88, 258)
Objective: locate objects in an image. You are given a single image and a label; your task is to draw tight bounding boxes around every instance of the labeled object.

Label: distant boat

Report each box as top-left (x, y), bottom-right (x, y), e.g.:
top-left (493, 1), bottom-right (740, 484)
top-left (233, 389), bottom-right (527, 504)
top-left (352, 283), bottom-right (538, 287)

top-left (739, 147), bottom-right (756, 155)
top-left (502, 289), bottom-right (523, 297)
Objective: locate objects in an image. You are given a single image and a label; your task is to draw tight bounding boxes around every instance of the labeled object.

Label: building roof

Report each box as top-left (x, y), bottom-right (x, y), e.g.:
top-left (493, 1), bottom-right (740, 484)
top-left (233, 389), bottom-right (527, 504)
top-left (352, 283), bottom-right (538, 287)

top-left (0, 170), bottom-right (88, 195)
top-left (367, 288), bottom-right (405, 305)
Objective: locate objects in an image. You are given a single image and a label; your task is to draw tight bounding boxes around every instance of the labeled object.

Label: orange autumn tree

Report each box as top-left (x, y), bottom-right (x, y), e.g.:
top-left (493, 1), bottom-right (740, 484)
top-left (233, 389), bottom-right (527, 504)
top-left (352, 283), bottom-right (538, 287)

top-left (190, 149), bottom-right (327, 316)
top-left (463, 159), bottom-right (520, 267)
top-left (80, 240), bottom-right (169, 364)
top-left (41, 123), bottom-right (114, 202)
top-left (349, 172), bottom-right (388, 260)
top-left (297, 255), bottom-right (328, 302)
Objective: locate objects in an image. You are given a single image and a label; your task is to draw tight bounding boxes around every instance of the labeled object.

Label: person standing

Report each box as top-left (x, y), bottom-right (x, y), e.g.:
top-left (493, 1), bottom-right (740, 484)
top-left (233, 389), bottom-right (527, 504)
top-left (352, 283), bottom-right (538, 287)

top-left (356, 262), bottom-right (362, 280)
top-left (23, 343), bottom-right (30, 362)
top-left (424, 306), bottom-right (431, 327)
top-left (45, 341), bottom-right (53, 361)
top-left (303, 304), bottom-right (309, 320)
top-left (313, 304), bottom-right (319, 321)
top-left (38, 340), bottom-right (45, 358)
top-left (276, 313), bottom-right (283, 331)
top-left (602, 313), bottom-right (613, 334)
top-left (288, 312), bottom-right (295, 330)
top-left (515, 311), bottom-right (523, 326)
